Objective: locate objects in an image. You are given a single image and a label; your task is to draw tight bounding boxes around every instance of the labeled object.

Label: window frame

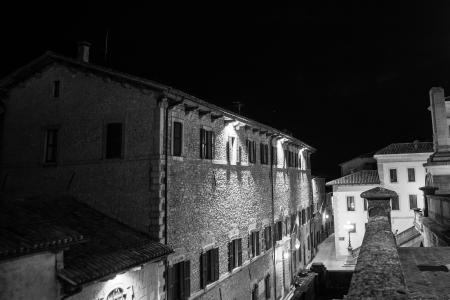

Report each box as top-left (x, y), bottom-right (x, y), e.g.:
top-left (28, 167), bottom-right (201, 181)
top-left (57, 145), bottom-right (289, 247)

top-left (407, 168), bottom-right (416, 182)
top-left (228, 238), bottom-right (242, 271)
top-left (249, 230), bottom-right (261, 258)
top-left (409, 194), bottom-right (418, 209)
top-left (200, 247), bottom-right (219, 288)
top-left (167, 260), bottom-right (191, 300)
top-left (172, 121), bottom-right (183, 157)
top-left (346, 196), bottom-right (355, 211)
top-left (389, 168), bottom-right (398, 183)
top-left (200, 128), bottom-right (215, 160)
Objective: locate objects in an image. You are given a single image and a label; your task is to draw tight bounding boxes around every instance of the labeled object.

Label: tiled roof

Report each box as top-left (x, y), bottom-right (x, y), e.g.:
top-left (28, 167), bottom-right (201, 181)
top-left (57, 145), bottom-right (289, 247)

top-left (326, 170), bottom-right (380, 186)
top-left (375, 142), bottom-right (433, 155)
top-left (0, 196), bottom-right (172, 286)
top-left (0, 199), bottom-right (85, 260)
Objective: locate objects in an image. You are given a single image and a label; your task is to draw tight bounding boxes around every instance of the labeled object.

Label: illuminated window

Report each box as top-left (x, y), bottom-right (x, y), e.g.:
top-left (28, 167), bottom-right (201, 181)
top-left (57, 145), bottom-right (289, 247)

top-left (200, 128), bottom-right (215, 159)
top-left (44, 128), bottom-right (58, 163)
top-left (105, 123), bottom-right (123, 159)
top-left (173, 122), bottom-right (183, 156)
top-left (347, 196), bottom-right (355, 211)
top-left (409, 194), bottom-right (417, 209)
top-left (249, 231), bottom-right (260, 258)
top-left (228, 238), bottom-right (242, 271)
top-left (407, 168), bottom-right (415, 182)
top-left (389, 169), bottom-right (397, 183)
top-left (391, 196), bottom-right (400, 210)
top-left (200, 248), bottom-right (219, 288)
top-left (168, 260), bottom-right (191, 300)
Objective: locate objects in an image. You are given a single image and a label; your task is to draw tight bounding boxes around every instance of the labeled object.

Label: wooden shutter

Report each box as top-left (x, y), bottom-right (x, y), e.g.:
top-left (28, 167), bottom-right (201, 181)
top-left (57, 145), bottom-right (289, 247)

top-left (256, 231), bottom-right (260, 256)
top-left (213, 248), bottom-right (219, 281)
top-left (200, 252), bottom-right (207, 288)
top-left (184, 260), bottom-right (191, 299)
top-left (167, 265), bottom-right (174, 300)
top-left (237, 239), bottom-right (242, 266)
top-left (228, 241), bottom-right (234, 271)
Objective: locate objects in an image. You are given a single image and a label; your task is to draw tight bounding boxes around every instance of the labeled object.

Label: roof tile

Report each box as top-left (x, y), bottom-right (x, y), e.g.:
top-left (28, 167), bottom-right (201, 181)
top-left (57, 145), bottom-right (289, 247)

top-left (375, 142), bottom-right (433, 155)
top-left (326, 170), bottom-right (380, 186)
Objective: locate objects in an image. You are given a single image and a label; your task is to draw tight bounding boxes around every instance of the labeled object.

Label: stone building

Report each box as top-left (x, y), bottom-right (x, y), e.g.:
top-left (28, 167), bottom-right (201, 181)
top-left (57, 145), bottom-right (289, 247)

top-left (0, 45), bottom-right (316, 299)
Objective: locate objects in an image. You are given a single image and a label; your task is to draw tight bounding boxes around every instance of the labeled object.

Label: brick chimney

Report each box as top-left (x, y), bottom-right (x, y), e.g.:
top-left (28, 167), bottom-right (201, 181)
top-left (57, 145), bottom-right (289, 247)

top-left (77, 41), bottom-right (91, 63)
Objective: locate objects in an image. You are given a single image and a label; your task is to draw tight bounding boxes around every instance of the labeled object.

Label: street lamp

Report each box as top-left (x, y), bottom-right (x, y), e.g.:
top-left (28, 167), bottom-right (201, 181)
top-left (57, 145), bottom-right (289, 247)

top-left (343, 222), bottom-right (355, 254)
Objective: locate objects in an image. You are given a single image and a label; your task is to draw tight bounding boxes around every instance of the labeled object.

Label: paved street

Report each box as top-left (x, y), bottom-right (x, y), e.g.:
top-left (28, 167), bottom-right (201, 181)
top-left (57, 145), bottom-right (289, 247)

top-left (307, 234), bottom-right (355, 271)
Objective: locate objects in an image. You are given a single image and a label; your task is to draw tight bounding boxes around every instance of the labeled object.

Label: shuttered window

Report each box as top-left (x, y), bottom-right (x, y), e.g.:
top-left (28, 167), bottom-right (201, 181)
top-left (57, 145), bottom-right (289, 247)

top-left (200, 129), bottom-right (215, 159)
top-left (264, 226), bottom-right (272, 250)
top-left (228, 238), bottom-right (242, 271)
top-left (167, 260), bottom-right (190, 300)
top-left (248, 231), bottom-right (260, 258)
top-left (173, 122), bottom-right (183, 156)
top-left (200, 248), bottom-right (219, 288)
top-left (391, 196), bottom-right (400, 210)
top-left (246, 139), bottom-right (256, 163)
top-left (260, 143), bottom-right (269, 164)
top-left (408, 168), bottom-right (415, 182)
top-left (409, 194), bottom-right (418, 209)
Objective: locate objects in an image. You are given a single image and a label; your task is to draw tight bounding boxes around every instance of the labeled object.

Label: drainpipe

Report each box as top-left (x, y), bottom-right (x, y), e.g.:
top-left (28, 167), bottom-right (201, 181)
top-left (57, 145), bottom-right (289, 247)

top-left (270, 136), bottom-right (277, 299)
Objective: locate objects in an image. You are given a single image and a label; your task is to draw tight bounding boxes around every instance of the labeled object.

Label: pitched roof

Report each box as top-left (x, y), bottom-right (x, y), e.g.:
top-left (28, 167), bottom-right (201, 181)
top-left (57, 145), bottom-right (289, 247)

top-left (375, 142), bottom-right (433, 155)
top-left (0, 196), bottom-right (172, 286)
top-left (326, 170), bottom-right (380, 186)
top-left (0, 51), bottom-right (315, 152)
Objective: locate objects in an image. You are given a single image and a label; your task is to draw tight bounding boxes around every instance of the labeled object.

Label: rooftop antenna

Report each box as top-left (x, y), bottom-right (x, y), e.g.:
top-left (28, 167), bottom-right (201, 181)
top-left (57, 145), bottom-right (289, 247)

top-left (232, 101), bottom-right (244, 115)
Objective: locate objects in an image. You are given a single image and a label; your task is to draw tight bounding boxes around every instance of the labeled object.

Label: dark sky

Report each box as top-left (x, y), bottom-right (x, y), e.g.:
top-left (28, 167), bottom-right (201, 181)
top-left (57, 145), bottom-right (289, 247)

top-left (2, 2), bottom-right (450, 180)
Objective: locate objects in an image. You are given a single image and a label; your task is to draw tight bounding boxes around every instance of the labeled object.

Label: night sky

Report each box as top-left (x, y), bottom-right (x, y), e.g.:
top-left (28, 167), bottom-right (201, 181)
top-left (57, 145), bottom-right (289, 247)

top-left (2, 2), bottom-right (450, 180)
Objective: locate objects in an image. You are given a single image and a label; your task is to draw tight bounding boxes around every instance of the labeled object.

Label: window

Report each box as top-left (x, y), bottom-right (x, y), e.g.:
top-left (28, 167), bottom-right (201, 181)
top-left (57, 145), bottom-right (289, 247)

top-left (391, 196), bottom-right (400, 210)
top-left (301, 209), bottom-right (306, 225)
top-left (53, 80), bottom-right (60, 98)
top-left (106, 123), bottom-right (123, 159)
top-left (264, 275), bottom-right (271, 299)
top-left (409, 194), bottom-right (418, 209)
top-left (167, 260), bottom-right (190, 300)
top-left (44, 129), bottom-right (58, 163)
top-left (407, 168), bottom-right (415, 182)
top-left (271, 146), bottom-right (277, 165)
top-left (285, 216), bottom-right (290, 236)
top-left (294, 152), bottom-right (298, 168)
top-left (264, 226), bottom-right (272, 250)
top-left (246, 139), bottom-right (256, 163)
top-left (200, 129), bottom-right (215, 159)
top-left (227, 136), bottom-right (235, 163)
top-left (228, 238), bottom-right (242, 271)
top-left (273, 221), bottom-right (283, 242)
top-left (260, 143), bottom-right (269, 164)
top-left (173, 122), bottom-right (183, 156)
top-left (249, 231), bottom-right (260, 258)
top-left (200, 248), bottom-right (219, 288)
top-left (290, 214), bottom-right (296, 233)
top-left (347, 196), bottom-right (355, 211)
top-left (251, 284), bottom-right (258, 300)
top-left (363, 198), bottom-right (368, 211)
top-left (389, 169), bottom-right (397, 183)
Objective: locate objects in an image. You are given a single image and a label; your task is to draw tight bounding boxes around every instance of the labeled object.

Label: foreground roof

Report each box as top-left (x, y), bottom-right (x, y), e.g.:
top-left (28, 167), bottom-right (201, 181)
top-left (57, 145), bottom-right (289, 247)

top-left (326, 170), bottom-right (380, 186)
top-left (375, 142), bottom-right (433, 155)
top-left (0, 196), bottom-right (172, 286)
top-left (0, 51), bottom-right (315, 152)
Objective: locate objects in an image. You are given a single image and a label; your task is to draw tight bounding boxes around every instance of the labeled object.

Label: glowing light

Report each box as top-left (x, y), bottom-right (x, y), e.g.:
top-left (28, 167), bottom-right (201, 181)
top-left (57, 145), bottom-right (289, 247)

top-left (325, 214), bottom-right (329, 219)
top-left (295, 238), bottom-right (301, 249)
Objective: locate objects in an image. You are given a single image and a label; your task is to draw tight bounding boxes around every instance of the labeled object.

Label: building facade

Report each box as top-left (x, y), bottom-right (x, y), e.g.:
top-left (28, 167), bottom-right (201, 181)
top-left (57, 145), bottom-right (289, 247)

top-left (0, 47), bottom-right (316, 299)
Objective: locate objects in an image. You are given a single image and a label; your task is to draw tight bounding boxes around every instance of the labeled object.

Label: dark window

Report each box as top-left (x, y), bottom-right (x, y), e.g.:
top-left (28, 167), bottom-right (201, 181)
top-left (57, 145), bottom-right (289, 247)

top-left (173, 122), bottom-right (183, 156)
top-left (294, 153), bottom-right (298, 168)
top-left (364, 198), bottom-right (368, 211)
top-left (391, 196), bottom-right (400, 210)
top-left (264, 226), bottom-right (272, 250)
top-left (408, 168), bottom-right (415, 182)
top-left (260, 143), bottom-right (269, 164)
top-left (246, 139), bottom-right (256, 163)
top-left (252, 284), bottom-right (258, 300)
top-left (307, 234), bottom-right (310, 250)
top-left (409, 194), bottom-right (418, 209)
top-left (53, 80), bottom-right (60, 98)
top-left (274, 221), bottom-right (283, 242)
top-left (265, 275), bottom-right (271, 299)
top-left (390, 169), bottom-right (398, 183)
top-left (290, 214), bottom-right (296, 233)
top-left (200, 248), bottom-right (219, 288)
top-left (200, 129), bottom-right (215, 159)
top-left (106, 123), bottom-right (123, 159)
top-left (167, 260), bottom-right (190, 300)
top-left (249, 231), bottom-right (260, 258)
top-left (228, 238), bottom-right (242, 271)
top-left (271, 146), bottom-right (277, 165)
top-left (301, 209), bottom-right (306, 225)
top-left (347, 196), bottom-right (355, 211)
top-left (45, 129), bottom-right (58, 163)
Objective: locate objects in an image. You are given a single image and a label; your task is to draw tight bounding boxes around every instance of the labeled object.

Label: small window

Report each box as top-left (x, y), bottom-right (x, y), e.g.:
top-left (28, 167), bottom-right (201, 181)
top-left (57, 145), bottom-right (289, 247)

top-left (260, 143), bottom-right (269, 164)
top-left (200, 129), bottom-right (215, 159)
top-left (391, 196), bottom-right (400, 210)
top-left (228, 238), bottom-right (242, 271)
top-left (264, 226), bottom-right (272, 250)
top-left (408, 168), bottom-right (415, 182)
top-left (173, 122), bottom-right (183, 156)
top-left (106, 123), bottom-right (123, 159)
top-left (44, 129), bottom-right (58, 163)
top-left (249, 231), bottom-right (260, 258)
top-left (53, 80), bottom-right (60, 98)
top-left (264, 274), bottom-right (271, 299)
top-left (347, 196), bottom-right (355, 211)
top-left (301, 209), bottom-right (306, 225)
top-left (363, 198), bottom-right (368, 211)
top-left (167, 260), bottom-right (191, 300)
top-left (200, 248), bottom-right (219, 288)
top-left (246, 140), bottom-right (256, 163)
top-left (409, 194), bottom-right (418, 209)
top-left (389, 169), bottom-right (398, 183)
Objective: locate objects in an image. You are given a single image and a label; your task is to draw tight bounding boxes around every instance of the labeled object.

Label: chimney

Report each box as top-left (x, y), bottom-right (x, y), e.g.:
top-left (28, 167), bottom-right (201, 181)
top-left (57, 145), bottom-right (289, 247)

top-left (77, 41), bottom-right (91, 63)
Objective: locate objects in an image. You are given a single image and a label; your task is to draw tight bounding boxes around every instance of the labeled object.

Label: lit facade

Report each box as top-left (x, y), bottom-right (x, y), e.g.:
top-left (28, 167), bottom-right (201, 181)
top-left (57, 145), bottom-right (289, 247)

top-left (0, 49), bottom-right (316, 299)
